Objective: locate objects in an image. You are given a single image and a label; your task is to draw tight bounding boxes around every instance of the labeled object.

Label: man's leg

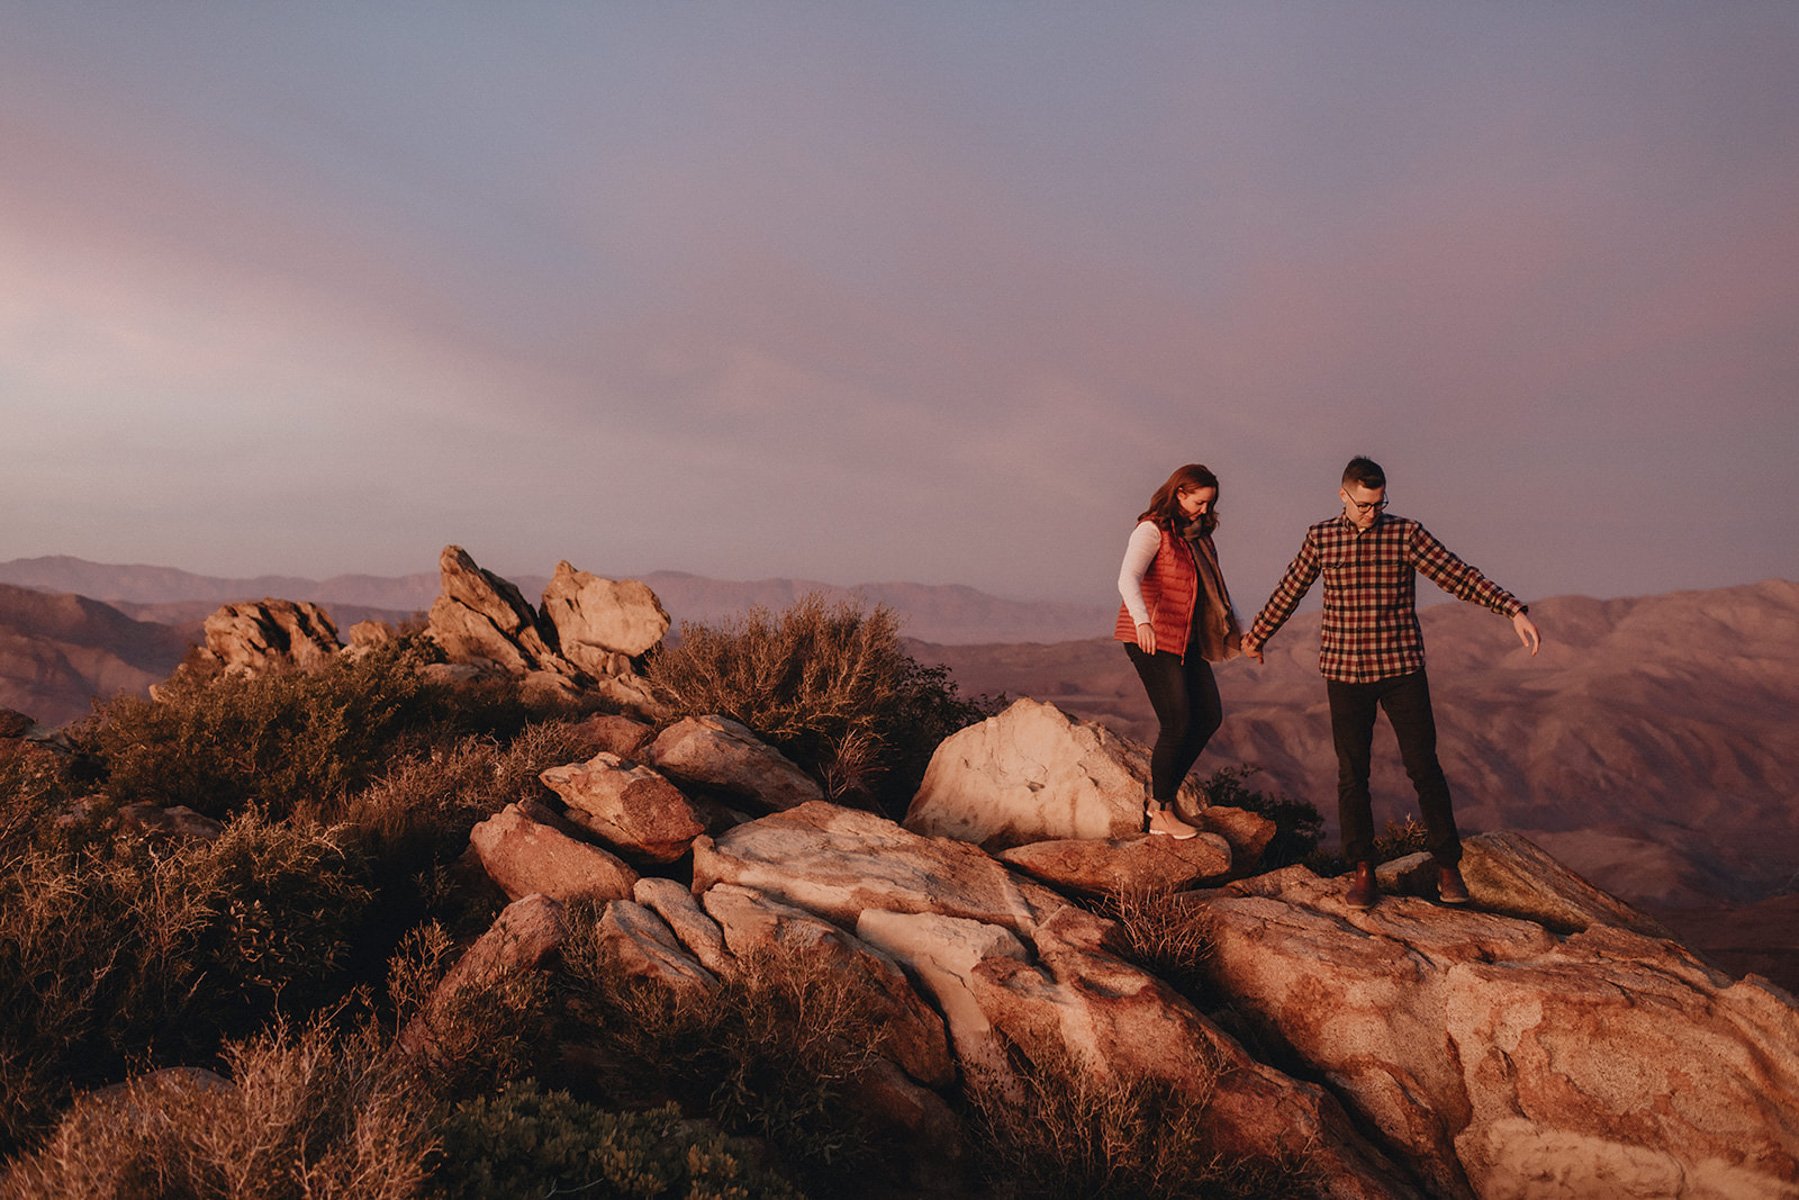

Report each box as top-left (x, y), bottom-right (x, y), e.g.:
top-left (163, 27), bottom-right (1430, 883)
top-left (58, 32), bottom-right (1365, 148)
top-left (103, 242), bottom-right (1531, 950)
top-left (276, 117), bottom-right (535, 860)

top-left (1379, 670), bottom-right (1462, 866)
top-left (1327, 679), bottom-right (1380, 865)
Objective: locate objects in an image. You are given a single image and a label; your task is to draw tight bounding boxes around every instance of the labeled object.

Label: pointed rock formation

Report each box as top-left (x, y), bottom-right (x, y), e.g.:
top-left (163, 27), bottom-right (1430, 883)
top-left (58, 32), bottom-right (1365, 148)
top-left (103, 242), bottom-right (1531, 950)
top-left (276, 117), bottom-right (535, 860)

top-left (645, 716), bottom-right (823, 812)
top-left (199, 599), bottom-right (342, 676)
top-left (426, 545), bottom-right (566, 676)
top-left (539, 752), bottom-right (705, 863)
top-left (903, 697), bottom-right (1201, 850)
top-left (1188, 860), bottom-right (1799, 1199)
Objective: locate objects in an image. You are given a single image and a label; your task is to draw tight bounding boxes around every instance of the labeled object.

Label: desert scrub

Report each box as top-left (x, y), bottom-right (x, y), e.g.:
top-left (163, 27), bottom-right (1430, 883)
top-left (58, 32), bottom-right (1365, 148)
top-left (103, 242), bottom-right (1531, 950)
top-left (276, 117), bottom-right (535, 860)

top-left (0, 1013), bottom-right (434, 1200)
top-left (79, 639), bottom-right (530, 821)
top-left (563, 917), bottom-right (891, 1193)
top-left (434, 1081), bottom-right (804, 1200)
top-left (968, 1043), bottom-right (1316, 1200)
top-left (646, 595), bottom-right (994, 811)
top-left (0, 810), bottom-right (371, 1155)
top-left (1095, 886), bottom-right (1214, 1009)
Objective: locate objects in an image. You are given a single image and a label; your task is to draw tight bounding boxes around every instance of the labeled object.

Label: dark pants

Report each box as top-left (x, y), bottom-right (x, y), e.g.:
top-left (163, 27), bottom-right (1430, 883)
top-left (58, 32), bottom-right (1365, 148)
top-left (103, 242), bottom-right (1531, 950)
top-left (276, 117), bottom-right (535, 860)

top-left (1125, 645), bottom-right (1223, 802)
top-left (1327, 669), bottom-right (1461, 866)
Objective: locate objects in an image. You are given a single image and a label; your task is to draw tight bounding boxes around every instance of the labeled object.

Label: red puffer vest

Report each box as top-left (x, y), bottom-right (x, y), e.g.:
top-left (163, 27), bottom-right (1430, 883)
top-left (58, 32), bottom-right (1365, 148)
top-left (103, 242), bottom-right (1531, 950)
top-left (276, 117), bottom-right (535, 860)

top-left (1114, 524), bottom-right (1201, 660)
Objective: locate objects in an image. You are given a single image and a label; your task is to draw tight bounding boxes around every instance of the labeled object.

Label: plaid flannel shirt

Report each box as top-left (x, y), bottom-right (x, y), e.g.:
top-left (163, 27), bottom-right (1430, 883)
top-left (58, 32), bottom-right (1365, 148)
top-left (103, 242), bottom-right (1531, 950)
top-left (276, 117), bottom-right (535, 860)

top-left (1247, 513), bottom-right (1525, 683)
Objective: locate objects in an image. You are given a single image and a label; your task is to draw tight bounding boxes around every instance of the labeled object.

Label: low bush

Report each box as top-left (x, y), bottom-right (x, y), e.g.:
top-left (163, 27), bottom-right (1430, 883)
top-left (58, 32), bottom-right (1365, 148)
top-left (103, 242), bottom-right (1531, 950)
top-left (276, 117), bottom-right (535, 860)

top-left (0, 810), bottom-right (372, 1156)
top-left (1097, 886), bottom-right (1213, 1008)
top-left (562, 920), bottom-right (889, 1193)
top-left (1304, 816), bottom-right (1434, 877)
top-left (435, 1082), bottom-right (804, 1200)
top-left (968, 1043), bottom-right (1314, 1200)
top-left (646, 595), bottom-right (995, 812)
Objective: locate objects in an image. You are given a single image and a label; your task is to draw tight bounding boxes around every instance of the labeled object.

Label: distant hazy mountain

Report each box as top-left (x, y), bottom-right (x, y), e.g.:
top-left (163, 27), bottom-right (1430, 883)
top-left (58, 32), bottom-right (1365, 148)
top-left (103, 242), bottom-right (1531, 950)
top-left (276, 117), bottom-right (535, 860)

top-left (0, 556), bottom-right (1115, 645)
top-left (913, 579), bottom-right (1799, 910)
top-left (0, 583), bottom-right (193, 726)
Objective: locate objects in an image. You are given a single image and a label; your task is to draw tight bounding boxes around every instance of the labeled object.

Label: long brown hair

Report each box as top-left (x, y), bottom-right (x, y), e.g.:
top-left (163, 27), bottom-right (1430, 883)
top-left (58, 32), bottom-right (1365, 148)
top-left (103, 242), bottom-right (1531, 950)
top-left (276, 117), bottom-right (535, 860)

top-left (1139, 464), bottom-right (1221, 535)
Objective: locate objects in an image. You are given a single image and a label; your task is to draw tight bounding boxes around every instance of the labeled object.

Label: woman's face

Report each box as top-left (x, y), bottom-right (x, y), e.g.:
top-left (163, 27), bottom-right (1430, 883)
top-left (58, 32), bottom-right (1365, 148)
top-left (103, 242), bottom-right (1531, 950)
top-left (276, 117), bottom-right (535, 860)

top-left (1177, 486), bottom-right (1217, 521)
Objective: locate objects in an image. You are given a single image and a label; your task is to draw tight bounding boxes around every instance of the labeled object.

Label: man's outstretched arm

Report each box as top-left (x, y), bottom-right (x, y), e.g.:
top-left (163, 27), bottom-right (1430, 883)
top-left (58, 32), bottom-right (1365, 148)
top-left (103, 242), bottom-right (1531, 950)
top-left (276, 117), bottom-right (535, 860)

top-left (1409, 524), bottom-right (1541, 656)
top-left (1242, 531), bottom-right (1321, 663)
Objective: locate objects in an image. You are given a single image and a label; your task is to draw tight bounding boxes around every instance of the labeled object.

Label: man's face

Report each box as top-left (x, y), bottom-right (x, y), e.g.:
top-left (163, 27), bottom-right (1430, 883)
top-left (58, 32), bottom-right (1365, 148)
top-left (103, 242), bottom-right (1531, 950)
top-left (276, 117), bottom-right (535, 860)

top-left (1340, 482), bottom-right (1387, 530)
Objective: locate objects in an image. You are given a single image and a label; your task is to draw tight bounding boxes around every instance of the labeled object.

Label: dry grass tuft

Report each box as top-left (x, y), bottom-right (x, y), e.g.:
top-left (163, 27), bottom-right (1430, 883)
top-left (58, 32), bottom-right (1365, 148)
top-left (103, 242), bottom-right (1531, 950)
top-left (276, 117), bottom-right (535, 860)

top-left (1097, 885), bottom-right (1216, 1008)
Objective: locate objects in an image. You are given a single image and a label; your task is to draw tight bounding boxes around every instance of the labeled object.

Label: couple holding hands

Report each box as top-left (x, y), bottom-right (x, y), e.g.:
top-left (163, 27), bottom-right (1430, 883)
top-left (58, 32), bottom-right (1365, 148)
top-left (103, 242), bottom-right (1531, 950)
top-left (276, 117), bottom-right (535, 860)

top-left (1115, 457), bottom-right (1542, 910)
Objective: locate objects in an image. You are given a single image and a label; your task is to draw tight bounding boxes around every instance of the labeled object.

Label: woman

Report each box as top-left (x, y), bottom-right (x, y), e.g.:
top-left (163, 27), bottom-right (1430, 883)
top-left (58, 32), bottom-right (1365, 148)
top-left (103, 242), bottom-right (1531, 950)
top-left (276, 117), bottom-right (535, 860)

top-left (1114, 464), bottom-right (1242, 838)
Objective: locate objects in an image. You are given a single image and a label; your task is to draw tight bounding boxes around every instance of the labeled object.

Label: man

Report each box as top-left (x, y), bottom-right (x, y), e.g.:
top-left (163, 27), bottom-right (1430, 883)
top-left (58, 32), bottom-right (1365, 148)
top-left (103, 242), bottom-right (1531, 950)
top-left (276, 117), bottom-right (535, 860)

top-left (1242, 456), bottom-right (1541, 909)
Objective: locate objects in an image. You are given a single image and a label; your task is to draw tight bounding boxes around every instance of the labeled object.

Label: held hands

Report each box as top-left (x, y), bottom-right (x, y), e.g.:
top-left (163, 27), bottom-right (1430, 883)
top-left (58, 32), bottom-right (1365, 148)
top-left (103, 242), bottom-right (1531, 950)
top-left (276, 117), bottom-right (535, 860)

top-left (1135, 623), bottom-right (1157, 654)
top-left (1240, 633), bottom-right (1263, 663)
top-left (1512, 611), bottom-right (1542, 656)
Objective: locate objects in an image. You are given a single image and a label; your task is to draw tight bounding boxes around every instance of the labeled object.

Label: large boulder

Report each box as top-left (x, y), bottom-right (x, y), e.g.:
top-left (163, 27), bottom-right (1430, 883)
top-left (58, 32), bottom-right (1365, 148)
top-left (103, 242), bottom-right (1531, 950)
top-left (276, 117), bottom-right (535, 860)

top-left (700, 883), bottom-right (954, 1087)
top-left (469, 804), bottom-right (638, 903)
top-left (997, 831), bottom-right (1233, 897)
top-left (426, 545), bottom-right (565, 675)
top-left (690, 801), bottom-right (1112, 949)
top-left (1188, 864), bottom-right (1799, 1199)
top-left (540, 561), bottom-right (670, 676)
top-left (645, 716), bottom-right (823, 812)
top-left (539, 753), bottom-right (705, 863)
top-left (903, 698), bottom-right (1199, 851)
top-left (199, 599), bottom-right (342, 675)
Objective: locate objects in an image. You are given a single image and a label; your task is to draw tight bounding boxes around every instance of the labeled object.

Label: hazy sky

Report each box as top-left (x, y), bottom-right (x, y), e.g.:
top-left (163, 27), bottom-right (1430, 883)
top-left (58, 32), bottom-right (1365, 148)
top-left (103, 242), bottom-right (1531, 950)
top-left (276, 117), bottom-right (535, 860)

top-left (3, 2), bottom-right (1795, 609)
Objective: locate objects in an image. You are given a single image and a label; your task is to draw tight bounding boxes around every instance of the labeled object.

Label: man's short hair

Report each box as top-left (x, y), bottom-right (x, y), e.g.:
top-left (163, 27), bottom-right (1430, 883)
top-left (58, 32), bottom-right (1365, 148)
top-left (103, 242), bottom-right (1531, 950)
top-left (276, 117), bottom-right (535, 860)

top-left (1342, 456), bottom-right (1386, 489)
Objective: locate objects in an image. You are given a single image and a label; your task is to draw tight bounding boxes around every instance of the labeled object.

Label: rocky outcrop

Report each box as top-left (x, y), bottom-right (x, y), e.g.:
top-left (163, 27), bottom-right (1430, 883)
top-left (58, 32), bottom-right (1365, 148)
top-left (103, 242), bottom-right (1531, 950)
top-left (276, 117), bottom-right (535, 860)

top-left (198, 599), bottom-right (342, 676)
top-left (1188, 858), bottom-right (1799, 1199)
top-left (997, 831), bottom-right (1233, 897)
top-left (426, 545), bottom-right (566, 676)
top-left (903, 697), bottom-right (1201, 851)
top-left (646, 716), bottom-right (823, 811)
top-left (539, 753), bottom-right (705, 863)
top-left (469, 803), bottom-right (638, 903)
top-left (540, 561), bottom-right (670, 675)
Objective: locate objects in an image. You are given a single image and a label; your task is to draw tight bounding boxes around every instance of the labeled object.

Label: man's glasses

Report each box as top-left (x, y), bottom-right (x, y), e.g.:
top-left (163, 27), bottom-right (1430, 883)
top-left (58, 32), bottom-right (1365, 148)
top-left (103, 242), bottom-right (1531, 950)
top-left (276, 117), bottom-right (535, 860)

top-left (1344, 495), bottom-right (1388, 513)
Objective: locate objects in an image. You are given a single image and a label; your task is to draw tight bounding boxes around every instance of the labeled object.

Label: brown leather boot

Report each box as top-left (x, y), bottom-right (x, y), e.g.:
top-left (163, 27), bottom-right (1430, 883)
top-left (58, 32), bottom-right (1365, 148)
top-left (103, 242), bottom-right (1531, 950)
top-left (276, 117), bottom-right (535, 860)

top-left (1437, 863), bottom-right (1471, 905)
top-left (1345, 861), bottom-right (1378, 910)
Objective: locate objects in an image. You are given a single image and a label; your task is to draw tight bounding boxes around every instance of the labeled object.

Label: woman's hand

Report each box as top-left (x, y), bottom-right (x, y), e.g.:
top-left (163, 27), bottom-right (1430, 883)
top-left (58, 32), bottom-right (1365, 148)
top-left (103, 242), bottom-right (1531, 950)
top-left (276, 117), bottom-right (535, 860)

top-left (1135, 622), bottom-right (1156, 654)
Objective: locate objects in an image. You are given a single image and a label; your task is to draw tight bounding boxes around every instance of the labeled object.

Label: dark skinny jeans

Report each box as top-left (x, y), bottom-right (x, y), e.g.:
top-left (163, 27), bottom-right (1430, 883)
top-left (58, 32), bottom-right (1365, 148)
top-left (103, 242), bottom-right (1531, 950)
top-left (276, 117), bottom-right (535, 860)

top-left (1326, 669), bottom-right (1462, 866)
top-left (1125, 645), bottom-right (1223, 803)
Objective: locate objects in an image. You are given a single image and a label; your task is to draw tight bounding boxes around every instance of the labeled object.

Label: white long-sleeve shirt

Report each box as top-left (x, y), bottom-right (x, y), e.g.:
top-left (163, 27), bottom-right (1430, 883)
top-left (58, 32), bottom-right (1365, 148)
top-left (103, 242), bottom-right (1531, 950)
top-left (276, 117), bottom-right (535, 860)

top-left (1116, 520), bottom-right (1163, 627)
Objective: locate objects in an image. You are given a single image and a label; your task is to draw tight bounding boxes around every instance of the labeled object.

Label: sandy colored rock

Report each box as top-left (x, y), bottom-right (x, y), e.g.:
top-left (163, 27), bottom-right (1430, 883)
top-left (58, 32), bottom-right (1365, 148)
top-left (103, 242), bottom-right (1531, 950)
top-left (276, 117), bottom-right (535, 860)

top-left (1378, 829), bottom-right (1673, 938)
top-left (540, 752), bottom-right (704, 863)
top-left (590, 900), bottom-right (717, 997)
top-left (540, 560), bottom-right (670, 670)
top-left (117, 802), bottom-right (223, 844)
top-left (344, 619), bottom-right (396, 657)
top-left (1184, 803), bottom-right (1278, 870)
top-left (997, 831), bottom-right (1232, 897)
top-left (904, 697), bottom-right (1200, 851)
top-left (200, 598), bottom-right (341, 675)
top-left (633, 877), bottom-right (732, 975)
top-left (469, 803), bottom-right (638, 903)
top-left (575, 713), bottom-right (656, 760)
top-left (691, 801), bottom-right (1113, 948)
top-left (645, 715), bottom-right (823, 811)
top-left (400, 893), bottom-right (567, 1055)
top-left (426, 544), bottom-right (564, 675)
top-left (1190, 864), bottom-right (1799, 1199)
top-left (701, 883), bottom-right (953, 1087)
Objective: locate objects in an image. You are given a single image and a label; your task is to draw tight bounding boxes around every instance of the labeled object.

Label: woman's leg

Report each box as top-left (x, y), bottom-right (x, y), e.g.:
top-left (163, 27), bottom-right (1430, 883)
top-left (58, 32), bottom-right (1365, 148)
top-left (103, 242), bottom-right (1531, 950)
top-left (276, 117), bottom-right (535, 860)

top-left (1166, 657), bottom-right (1222, 789)
top-left (1124, 644), bottom-right (1194, 801)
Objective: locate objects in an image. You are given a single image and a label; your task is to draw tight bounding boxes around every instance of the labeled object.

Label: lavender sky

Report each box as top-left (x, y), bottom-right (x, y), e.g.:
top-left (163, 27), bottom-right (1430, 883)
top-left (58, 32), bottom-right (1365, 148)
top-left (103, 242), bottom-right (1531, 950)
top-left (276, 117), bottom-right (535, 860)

top-left (3, 2), bottom-right (1795, 609)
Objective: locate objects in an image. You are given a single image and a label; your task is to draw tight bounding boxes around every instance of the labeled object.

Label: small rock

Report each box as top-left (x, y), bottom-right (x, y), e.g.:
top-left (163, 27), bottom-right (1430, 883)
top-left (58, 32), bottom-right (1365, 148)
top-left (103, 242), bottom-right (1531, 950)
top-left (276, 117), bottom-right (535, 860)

top-left (998, 832), bottom-right (1233, 897)
top-left (400, 894), bottom-right (567, 1056)
top-left (540, 753), bottom-right (705, 863)
top-left (645, 715), bottom-right (823, 811)
top-left (469, 803), bottom-right (638, 903)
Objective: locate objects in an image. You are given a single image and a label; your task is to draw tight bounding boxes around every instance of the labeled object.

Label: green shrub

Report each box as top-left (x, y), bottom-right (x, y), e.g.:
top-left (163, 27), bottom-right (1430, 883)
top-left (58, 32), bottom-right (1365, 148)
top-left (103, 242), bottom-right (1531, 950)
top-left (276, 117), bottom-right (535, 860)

top-left (968, 1043), bottom-right (1316, 1200)
top-left (434, 1081), bottom-right (804, 1200)
top-left (645, 595), bottom-right (994, 812)
top-left (1198, 766), bottom-right (1324, 869)
top-left (562, 920), bottom-right (889, 1193)
top-left (0, 811), bottom-right (372, 1155)
top-left (79, 640), bottom-right (528, 822)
